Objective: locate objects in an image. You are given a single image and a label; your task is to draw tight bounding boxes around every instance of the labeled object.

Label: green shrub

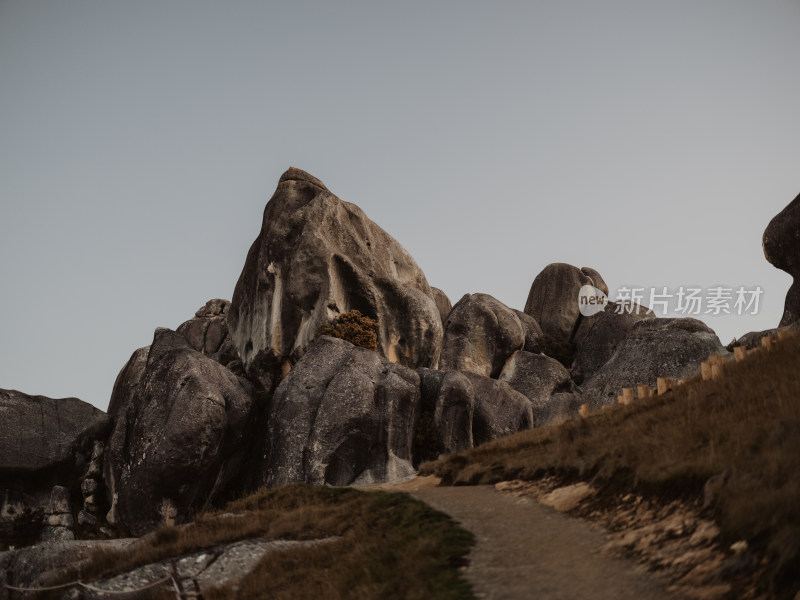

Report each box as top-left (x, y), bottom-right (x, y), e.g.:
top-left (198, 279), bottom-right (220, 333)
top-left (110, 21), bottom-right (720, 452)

top-left (318, 310), bottom-right (380, 351)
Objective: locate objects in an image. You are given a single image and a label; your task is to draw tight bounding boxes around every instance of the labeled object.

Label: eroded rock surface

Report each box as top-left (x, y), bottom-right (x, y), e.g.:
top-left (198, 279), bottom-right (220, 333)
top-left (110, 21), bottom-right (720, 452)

top-left (105, 329), bottom-right (255, 535)
top-left (261, 336), bottom-right (421, 487)
top-left (763, 192), bottom-right (800, 326)
top-left (440, 294), bottom-right (525, 378)
top-left (229, 167), bottom-right (443, 390)
top-left (524, 264), bottom-right (607, 341)
top-left (582, 318), bottom-right (726, 408)
top-left (498, 351), bottom-right (578, 427)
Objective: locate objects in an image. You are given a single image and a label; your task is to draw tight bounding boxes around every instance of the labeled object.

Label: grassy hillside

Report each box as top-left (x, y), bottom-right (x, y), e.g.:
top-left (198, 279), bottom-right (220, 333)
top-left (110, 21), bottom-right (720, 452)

top-left (422, 331), bottom-right (800, 597)
top-left (43, 485), bottom-right (475, 600)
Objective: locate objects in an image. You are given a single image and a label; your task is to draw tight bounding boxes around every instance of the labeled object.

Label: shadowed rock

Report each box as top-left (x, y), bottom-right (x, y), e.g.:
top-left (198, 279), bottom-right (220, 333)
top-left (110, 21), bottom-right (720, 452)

top-left (440, 294), bottom-right (526, 378)
top-left (763, 192), bottom-right (800, 326)
top-left (498, 351), bottom-right (578, 426)
top-left (261, 336), bottom-right (420, 487)
top-left (431, 287), bottom-right (453, 323)
top-left (105, 329), bottom-right (255, 535)
top-left (571, 302), bottom-right (653, 383)
top-left (524, 264), bottom-right (607, 341)
top-left (582, 318), bottom-right (726, 408)
top-left (228, 167), bottom-right (443, 391)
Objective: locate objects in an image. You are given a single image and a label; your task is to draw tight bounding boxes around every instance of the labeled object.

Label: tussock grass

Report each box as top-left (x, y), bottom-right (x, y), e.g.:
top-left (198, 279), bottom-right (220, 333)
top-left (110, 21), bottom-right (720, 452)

top-left (421, 331), bottom-right (800, 596)
top-left (44, 485), bottom-right (474, 599)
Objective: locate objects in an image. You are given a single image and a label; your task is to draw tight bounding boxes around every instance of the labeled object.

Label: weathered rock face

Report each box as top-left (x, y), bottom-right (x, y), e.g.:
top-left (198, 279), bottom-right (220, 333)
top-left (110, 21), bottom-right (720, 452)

top-left (431, 287), bottom-right (453, 323)
top-left (582, 318), bottom-right (726, 408)
top-left (513, 310), bottom-right (545, 352)
top-left (524, 263), bottom-right (607, 341)
top-left (176, 299), bottom-right (241, 369)
top-left (498, 351), bottom-right (577, 427)
top-left (571, 302), bottom-right (653, 384)
top-left (763, 192), bottom-right (800, 326)
top-left (0, 389), bottom-right (111, 547)
top-left (105, 329), bottom-right (255, 536)
top-left (0, 389), bottom-right (111, 480)
top-left (261, 336), bottom-right (420, 487)
top-left (415, 369), bottom-right (532, 457)
top-left (228, 167), bottom-right (443, 390)
top-left (439, 294), bottom-right (525, 378)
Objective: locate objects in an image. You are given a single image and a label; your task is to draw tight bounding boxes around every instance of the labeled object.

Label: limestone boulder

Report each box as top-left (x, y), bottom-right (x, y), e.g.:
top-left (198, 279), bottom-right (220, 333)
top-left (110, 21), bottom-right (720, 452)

top-left (498, 351), bottom-right (578, 426)
top-left (582, 318), bottom-right (726, 408)
top-left (105, 329), bottom-right (255, 535)
top-left (524, 263), bottom-right (607, 341)
top-left (571, 302), bottom-right (653, 383)
top-left (261, 336), bottom-right (420, 487)
top-left (439, 294), bottom-right (525, 378)
top-left (228, 167), bottom-right (443, 390)
top-left (763, 192), bottom-right (800, 326)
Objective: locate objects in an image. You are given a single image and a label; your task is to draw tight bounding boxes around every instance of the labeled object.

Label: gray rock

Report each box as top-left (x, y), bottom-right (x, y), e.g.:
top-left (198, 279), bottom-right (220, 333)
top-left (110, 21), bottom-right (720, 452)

top-left (431, 287), bottom-right (453, 323)
top-left (0, 539), bottom-right (136, 598)
top-left (39, 526), bottom-right (74, 542)
top-left (228, 167), bottom-right (443, 390)
top-left (466, 373), bottom-right (533, 446)
top-left (176, 299), bottom-right (233, 357)
top-left (45, 486), bottom-right (72, 515)
top-left (432, 371), bottom-right (476, 454)
top-left (0, 390), bottom-right (112, 478)
top-left (107, 346), bottom-right (150, 420)
top-left (513, 310), bottom-right (544, 352)
top-left (440, 294), bottom-right (525, 378)
top-left (524, 263), bottom-right (606, 341)
top-left (81, 478), bottom-right (98, 497)
top-left (77, 510), bottom-right (97, 527)
top-left (498, 351), bottom-right (576, 427)
top-left (261, 336), bottom-right (420, 487)
top-left (105, 328), bottom-right (255, 536)
top-left (45, 513), bottom-right (74, 528)
top-left (571, 302), bottom-right (653, 383)
top-left (0, 489), bottom-right (42, 548)
top-left (582, 317), bottom-right (727, 408)
top-left (763, 192), bottom-right (800, 326)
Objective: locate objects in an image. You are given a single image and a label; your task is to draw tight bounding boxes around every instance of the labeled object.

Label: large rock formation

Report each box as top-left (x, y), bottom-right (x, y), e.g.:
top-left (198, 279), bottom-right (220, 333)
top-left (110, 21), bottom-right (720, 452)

top-left (0, 389), bottom-right (111, 547)
top-left (571, 302), bottom-right (653, 383)
top-left (498, 351), bottom-right (579, 427)
top-left (415, 368), bottom-right (532, 459)
top-left (582, 318), bottom-right (726, 408)
top-left (261, 336), bottom-right (420, 487)
top-left (430, 287), bottom-right (453, 323)
top-left (524, 263), bottom-right (608, 341)
top-left (228, 167), bottom-right (443, 390)
top-left (105, 329), bottom-right (255, 535)
top-left (439, 294), bottom-right (526, 378)
top-left (763, 192), bottom-right (800, 326)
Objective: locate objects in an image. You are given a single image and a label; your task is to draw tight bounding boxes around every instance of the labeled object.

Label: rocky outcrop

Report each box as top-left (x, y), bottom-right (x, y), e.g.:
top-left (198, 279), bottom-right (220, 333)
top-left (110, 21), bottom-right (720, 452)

top-left (0, 389), bottom-right (111, 480)
top-left (416, 369), bottom-right (532, 456)
top-left (261, 336), bottom-right (420, 487)
top-left (582, 318), bottom-right (726, 408)
top-left (498, 351), bottom-right (578, 426)
top-left (431, 287), bottom-right (453, 323)
top-left (0, 389), bottom-right (111, 546)
top-left (439, 294), bottom-right (525, 378)
top-left (513, 310), bottom-right (544, 353)
top-left (524, 263), bottom-right (607, 341)
top-left (105, 329), bottom-right (255, 535)
top-left (228, 167), bottom-right (443, 391)
top-left (763, 192), bottom-right (800, 326)
top-left (571, 302), bottom-right (653, 383)
top-left (40, 486), bottom-right (74, 542)
top-left (176, 299), bottom-right (242, 370)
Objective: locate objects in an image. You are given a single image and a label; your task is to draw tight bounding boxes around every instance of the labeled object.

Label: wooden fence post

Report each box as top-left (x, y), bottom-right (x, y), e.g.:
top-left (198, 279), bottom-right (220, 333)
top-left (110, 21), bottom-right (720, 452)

top-left (733, 346), bottom-right (747, 362)
top-left (579, 404), bottom-right (590, 418)
top-left (701, 362), bottom-right (712, 381)
top-left (656, 377), bottom-right (673, 395)
top-left (637, 384), bottom-right (650, 399)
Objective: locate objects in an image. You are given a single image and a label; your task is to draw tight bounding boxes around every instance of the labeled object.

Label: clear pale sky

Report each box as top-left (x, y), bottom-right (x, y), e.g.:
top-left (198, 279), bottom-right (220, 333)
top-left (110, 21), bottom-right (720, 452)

top-left (2, 1), bottom-right (799, 410)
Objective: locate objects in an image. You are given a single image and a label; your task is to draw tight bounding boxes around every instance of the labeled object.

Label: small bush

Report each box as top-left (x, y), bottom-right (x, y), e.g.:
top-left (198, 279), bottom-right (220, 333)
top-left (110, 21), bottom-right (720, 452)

top-left (319, 310), bottom-right (380, 351)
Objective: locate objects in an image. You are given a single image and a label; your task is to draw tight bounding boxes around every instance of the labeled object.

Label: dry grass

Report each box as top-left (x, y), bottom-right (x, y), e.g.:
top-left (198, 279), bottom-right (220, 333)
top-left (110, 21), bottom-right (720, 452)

top-left (44, 485), bottom-right (474, 599)
top-left (421, 331), bottom-right (800, 597)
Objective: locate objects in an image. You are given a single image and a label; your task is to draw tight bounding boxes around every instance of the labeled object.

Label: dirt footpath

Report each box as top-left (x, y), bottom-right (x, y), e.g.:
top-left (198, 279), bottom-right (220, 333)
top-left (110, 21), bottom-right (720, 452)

top-left (409, 485), bottom-right (682, 600)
